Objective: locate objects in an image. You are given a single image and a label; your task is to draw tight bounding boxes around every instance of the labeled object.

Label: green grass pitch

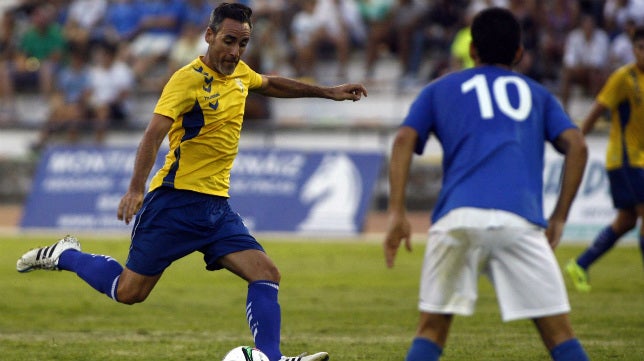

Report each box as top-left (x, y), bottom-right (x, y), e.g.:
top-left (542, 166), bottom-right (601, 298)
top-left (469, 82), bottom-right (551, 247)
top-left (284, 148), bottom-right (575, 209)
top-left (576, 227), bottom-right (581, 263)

top-left (1, 235), bottom-right (643, 360)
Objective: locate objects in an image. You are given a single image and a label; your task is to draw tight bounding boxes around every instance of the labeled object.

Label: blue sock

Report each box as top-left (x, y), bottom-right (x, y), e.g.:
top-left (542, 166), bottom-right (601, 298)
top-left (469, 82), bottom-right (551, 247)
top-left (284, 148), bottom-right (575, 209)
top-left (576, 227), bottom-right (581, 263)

top-left (577, 226), bottom-right (619, 269)
top-left (550, 338), bottom-right (589, 361)
top-left (246, 280), bottom-right (281, 361)
top-left (406, 337), bottom-right (442, 361)
top-left (58, 250), bottom-right (123, 301)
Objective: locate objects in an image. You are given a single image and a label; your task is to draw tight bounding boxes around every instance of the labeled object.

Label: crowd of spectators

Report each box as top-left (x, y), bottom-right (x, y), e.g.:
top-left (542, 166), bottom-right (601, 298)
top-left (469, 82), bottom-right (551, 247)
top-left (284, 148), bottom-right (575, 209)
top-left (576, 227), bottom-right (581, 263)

top-left (0, 0), bottom-right (643, 149)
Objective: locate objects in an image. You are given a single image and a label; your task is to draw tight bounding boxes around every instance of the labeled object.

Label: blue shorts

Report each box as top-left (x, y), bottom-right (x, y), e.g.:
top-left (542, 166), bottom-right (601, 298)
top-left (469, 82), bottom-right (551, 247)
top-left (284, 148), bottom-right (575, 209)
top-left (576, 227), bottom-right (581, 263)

top-left (126, 187), bottom-right (264, 276)
top-left (608, 166), bottom-right (644, 209)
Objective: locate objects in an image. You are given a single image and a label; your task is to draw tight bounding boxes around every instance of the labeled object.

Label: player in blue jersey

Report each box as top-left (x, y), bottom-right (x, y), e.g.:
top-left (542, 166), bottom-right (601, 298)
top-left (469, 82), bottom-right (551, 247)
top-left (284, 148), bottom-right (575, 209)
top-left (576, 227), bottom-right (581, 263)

top-left (15, 3), bottom-right (367, 361)
top-left (565, 26), bottom-right (644, 293)
top-left (384, 7), bottom-right (590, 361)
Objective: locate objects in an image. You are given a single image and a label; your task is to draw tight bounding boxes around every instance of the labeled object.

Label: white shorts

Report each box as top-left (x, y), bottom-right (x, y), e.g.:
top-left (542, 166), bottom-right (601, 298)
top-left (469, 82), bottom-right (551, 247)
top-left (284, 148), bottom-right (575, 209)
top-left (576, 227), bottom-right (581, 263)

top-left (419, 208), bottom-right (570, 322)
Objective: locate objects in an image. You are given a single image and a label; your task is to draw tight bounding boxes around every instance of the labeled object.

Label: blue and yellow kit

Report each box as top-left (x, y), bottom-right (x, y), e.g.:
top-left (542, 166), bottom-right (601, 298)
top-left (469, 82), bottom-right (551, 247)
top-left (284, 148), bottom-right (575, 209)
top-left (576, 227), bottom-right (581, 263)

top-left (149, 57), bottom-right (264, 197)
top-left (596, 63), bottom-right (644, 170)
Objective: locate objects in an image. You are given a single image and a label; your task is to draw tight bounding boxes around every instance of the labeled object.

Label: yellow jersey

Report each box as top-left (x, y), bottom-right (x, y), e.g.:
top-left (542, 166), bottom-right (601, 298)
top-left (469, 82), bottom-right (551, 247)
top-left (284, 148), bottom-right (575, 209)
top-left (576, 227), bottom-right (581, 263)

top-left (596, 63), bottom-right (644, 169)
top-left (149, 57), bottom-right (264, 196)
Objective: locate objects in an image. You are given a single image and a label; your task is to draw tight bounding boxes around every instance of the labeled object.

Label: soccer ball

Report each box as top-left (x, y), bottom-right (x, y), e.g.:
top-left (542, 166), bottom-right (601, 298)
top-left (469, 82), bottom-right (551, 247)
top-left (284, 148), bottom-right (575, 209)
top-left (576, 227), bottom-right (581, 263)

top-left (222, 346), bottom-right (270, 361)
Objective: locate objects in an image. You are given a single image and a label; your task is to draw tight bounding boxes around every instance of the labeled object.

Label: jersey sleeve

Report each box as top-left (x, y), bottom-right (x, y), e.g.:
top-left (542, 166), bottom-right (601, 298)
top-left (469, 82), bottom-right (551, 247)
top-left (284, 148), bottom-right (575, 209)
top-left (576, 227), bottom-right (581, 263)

top-left (154, 70), bottom-right (197, 121)
top-left (596, 66), bottom-right (627, 108)
top-left (247, 66), bottom-right (263, 90)
top-left (402, 87), bottom-right (434, 155)
top-left (544, 92), bottom-right (577, 144)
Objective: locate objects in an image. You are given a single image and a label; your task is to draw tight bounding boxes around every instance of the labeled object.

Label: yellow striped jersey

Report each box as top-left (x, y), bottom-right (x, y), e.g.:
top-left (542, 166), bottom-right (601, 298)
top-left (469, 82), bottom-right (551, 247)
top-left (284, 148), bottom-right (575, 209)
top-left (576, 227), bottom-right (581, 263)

top-left (597, 63), bottom-right (644, 169)
top-left (149, 57), bottom-right (263, 196)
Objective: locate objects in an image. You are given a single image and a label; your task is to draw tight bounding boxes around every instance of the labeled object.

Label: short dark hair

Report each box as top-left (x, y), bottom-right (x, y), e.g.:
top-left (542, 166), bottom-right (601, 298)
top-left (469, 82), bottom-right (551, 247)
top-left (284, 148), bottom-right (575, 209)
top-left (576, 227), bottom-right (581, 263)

top-left (471, 7), bottom-right (521, 66)
top-left (632, 26), bottom-right (644, 42)
top-left (208, 2), bottom-right (253, 32)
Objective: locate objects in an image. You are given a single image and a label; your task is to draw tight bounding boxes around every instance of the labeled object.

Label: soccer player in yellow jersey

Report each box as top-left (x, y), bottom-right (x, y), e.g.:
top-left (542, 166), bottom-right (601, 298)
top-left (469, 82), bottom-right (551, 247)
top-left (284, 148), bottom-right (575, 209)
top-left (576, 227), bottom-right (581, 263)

top-left (566, 26), bottom-right (644, 293)
top-left (16, 3), bottom-right (367, 361)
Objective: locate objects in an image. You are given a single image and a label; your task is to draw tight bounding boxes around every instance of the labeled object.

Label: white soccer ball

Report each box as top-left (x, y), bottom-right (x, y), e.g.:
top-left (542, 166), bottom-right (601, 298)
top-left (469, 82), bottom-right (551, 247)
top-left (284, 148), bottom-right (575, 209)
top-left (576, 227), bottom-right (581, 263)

top-left (222, 346), bottom-right (270, 361)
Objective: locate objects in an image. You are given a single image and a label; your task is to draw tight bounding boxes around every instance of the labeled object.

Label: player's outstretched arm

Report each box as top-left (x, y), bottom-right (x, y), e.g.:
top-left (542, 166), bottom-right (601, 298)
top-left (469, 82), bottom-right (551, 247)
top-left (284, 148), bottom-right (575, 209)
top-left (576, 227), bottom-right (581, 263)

top-left (255, 75), bottom-right (368, 101)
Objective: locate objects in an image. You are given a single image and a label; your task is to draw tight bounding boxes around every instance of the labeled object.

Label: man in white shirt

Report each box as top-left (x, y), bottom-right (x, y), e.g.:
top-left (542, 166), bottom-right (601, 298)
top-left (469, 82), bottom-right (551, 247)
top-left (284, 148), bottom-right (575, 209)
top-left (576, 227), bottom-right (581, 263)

top-left (88, 41), bottom-right (134, 143)
top-left (559, 14), bottom-right (610, 112)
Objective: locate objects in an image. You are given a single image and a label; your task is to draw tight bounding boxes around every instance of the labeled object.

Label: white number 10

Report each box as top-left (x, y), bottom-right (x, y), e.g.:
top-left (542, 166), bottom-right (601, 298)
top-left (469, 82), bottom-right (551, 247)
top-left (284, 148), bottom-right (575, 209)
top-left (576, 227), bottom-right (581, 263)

top-left (461, 74), bottom-right (531, 121)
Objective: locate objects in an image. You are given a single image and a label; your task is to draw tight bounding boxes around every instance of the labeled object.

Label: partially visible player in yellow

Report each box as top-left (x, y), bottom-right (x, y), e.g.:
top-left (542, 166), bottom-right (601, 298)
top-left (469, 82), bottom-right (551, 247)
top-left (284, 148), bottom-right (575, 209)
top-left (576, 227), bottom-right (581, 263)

top-left (16, 3), bottom-right (367, 361)
top-left (566, 26), bottom-right (644, 292)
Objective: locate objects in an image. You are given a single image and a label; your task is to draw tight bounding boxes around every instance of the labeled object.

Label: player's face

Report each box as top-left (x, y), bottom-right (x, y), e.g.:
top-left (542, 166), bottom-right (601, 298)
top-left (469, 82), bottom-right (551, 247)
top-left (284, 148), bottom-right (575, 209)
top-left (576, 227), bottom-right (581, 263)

top-left (205, 18), bottom-right (251, 75)
top-left (634, 39), bottom-right (644, 70)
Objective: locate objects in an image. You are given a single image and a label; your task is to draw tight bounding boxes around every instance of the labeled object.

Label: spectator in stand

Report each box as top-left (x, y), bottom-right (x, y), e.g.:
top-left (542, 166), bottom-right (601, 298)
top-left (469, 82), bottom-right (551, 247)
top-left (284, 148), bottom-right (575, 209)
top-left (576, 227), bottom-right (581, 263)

top-left (539, 0), bottom-right (579, 83)
top-left (290, 0), bottom-right (360, 82)
top-left (447, 4), bottom-right (477, 73)
top-left (609, 17), bottom-right (637, 69)
top-left (290, 0), bottom-right (323, 80)
top-left (127, 0), bottom-right (184, 90)
top-left (559, 13), bottom-right (610, 113)
top-left (32, 43), bottom-right (91, 152)
top-left (389, 0), bottom-right (429, 89)
top-left (469, 0), bottom-right (508, 8)
top-left (62, 0), bottom-right (107, 49)
top-left (6, 3), bottom-right (66, 96)
top-left (318, 0), bottom-right (365, 80)
top-left (87, 41), bottom-right (135, 143)
top-left (603, 0), bottom-right (644, 38)
top-left (100, 0), bottom-right (141, 44)
top-left (407, 0), bottom-right (466, 82)
top-left (166, 0), bottom-right (209, 74)
top-left (358, 0), bottom-right (395, 81)
top-left (245, 0), bottom-right (295, 77)
top-left (163, 0), bottom-right (210, 85)
top-left (179, 0), bottom-right (211, 32)
top-left (0, 1), bottom-right (22, 124)
top-left (508, 0), bottom-right (541, 81)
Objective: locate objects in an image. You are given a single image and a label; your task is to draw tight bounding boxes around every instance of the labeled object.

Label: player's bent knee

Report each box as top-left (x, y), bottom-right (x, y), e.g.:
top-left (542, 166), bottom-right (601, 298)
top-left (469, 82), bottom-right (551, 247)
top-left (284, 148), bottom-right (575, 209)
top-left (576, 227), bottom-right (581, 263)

top-left (115, 281), bottom-right (155, 305)
top-left (263, 263), bottom-right (281, 283)
top-left (116, 289), bottom-right (150, 305)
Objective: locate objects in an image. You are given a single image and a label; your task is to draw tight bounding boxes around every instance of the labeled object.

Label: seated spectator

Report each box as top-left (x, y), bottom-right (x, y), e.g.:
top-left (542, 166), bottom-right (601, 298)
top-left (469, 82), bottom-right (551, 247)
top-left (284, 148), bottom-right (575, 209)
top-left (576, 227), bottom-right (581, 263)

top-left (319, 0), bottom-right (365, 80)
top-left (539, 0), bottom-right (579, 82)
top-left (0, 1), bottom-right (22, 124)
top-left (62, 0), bottom-right (107, 49)
top-left (291, 0), bottom-right (359, 82)
top-left (447, 4), bottom-right (478, 73)
top-left (290, 0), bottom-right (323, 80)
top-left (389, 0), bottom-right (429, 88)
top-left (87, 41), bottom-right (135, 143)
top-left (609, 17), bottom-right (637, 70)
top-left (5, 3), bottom-right (66, 96)
top-left (127, 0), bottom-right (184, 91)
top-left (559, 13), bottom-right (610, 112)
top-left (166, 20), bottom-right (207, 75)
top-left (406, 0), bottom-right (466, 83)
top-left (603, 0), bottom-right (644, 38)
top-left (32, 44), bottom-right (91, 152)
top-left (245, 0), bottom-right (297, 76)
top-left (162, 0), bottom-right (210, 87)
top-left (469, 0), bottom-right (509, 9)
top-left (358, 0), bottom-right (395, 81)
top-left (99, 0), bottom-right (141, 44)
top-left (508, 0), bottom-right (541, 81)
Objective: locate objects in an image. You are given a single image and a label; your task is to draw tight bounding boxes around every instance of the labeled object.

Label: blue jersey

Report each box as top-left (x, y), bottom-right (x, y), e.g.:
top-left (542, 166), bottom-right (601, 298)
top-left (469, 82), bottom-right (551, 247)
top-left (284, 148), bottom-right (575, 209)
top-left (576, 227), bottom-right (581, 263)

top-left (403, 66), bottom-right (576, 227)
